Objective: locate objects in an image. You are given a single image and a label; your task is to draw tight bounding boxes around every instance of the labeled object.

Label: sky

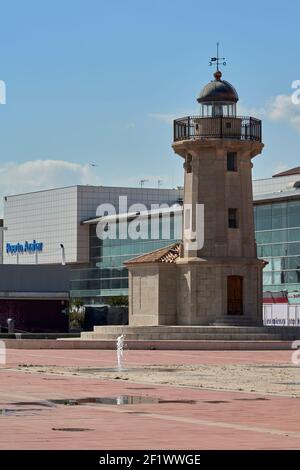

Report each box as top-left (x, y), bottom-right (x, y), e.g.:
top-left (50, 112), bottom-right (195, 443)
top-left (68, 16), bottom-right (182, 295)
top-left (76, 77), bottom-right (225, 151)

top-left (0, 0), bottom-right (299, 200)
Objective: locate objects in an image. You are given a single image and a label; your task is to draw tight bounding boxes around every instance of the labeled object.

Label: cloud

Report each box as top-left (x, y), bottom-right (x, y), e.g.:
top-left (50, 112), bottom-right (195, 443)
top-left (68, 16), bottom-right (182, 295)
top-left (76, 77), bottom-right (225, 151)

top-left (149, 93), bottom-right (300, 133)
top-left (240, 93), bottom-right (300, 131)
top-left (0, 160), bottom-right (101, 213)
top-left (266, 94), bottom-right (300, 130)
top-left (237, 102), bottom-right (266, 119)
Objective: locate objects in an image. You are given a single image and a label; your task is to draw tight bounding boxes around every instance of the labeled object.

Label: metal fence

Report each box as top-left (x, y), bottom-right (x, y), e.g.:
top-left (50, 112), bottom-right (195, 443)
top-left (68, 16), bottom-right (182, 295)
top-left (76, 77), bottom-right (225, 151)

top-left (263, 303), bottom-right (300, 326)
top-left (173, 115), bottom-right (262, 142)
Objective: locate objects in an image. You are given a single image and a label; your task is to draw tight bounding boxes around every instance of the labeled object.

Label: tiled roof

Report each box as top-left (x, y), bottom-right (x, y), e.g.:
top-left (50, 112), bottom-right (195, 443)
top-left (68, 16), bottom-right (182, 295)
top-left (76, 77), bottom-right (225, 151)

top-left (124, 243), bottom-right (181, 265)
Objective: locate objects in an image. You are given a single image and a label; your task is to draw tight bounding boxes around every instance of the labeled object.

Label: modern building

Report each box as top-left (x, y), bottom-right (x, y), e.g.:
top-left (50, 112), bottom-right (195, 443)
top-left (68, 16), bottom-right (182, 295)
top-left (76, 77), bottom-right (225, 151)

top-left (3, 169), bottom-right (300, 309)
top-left (3, 169), bottom-right (300, 308)
top-left (0, 265), bottom-right (69, 332)
top-left (3, 185), bottom-right (183, 303)
top-left (253, 167), bottom-right (300, 299)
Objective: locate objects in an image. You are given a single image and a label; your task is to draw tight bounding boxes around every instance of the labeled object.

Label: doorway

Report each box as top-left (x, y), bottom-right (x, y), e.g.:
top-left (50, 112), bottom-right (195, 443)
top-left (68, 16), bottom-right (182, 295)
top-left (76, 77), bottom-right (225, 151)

top-left (227, 275), bottom-right (243, 315)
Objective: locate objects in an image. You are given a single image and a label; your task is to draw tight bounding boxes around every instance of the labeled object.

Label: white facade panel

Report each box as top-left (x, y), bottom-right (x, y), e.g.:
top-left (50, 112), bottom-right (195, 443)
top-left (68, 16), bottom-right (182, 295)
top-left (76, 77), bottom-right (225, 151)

top-left (3, 185), bottom-right (183, 267)
top-left (3, 186), bottom-right (80, 265)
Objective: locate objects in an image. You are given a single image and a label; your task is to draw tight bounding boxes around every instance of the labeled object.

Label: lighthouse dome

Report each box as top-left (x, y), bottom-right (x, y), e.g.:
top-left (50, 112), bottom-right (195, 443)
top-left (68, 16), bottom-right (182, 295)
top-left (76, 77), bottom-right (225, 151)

top-left (197, 71), bottom-right (239, 104)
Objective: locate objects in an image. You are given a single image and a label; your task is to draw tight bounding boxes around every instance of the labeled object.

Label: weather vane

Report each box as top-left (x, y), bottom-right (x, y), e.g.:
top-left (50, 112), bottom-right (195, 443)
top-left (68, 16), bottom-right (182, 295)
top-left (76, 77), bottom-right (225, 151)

top-left (209, 42), bottom-right (226, 70)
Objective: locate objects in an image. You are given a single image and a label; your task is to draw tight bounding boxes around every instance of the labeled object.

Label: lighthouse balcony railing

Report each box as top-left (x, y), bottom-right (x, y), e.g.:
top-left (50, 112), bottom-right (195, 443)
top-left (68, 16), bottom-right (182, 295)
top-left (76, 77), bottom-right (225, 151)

top-left (173, 116), bottom-right (262, 143)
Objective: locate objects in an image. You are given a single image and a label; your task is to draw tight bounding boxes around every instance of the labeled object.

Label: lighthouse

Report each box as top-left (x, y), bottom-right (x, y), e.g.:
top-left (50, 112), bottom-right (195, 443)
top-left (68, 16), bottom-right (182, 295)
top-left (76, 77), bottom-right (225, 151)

top-left (172, 61), bottom-right (264, 325)
top-left (126, 53), bottom-right (265, 326)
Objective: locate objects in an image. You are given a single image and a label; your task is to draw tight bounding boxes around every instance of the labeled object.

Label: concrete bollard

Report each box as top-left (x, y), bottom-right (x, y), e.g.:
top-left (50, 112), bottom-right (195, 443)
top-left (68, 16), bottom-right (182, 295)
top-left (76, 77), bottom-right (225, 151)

top-left (7, 318), bottom-right (15, 334)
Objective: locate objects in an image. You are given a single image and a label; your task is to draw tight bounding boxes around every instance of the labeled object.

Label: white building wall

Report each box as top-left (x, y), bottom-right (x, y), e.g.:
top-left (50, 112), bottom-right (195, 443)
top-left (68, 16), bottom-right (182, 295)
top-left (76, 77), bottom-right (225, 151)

top-left (3, 185), bottom-right (183, 266)
top-left (3, 187), bottom-right (79, 265)
top-left (253, 173), bottom-right (300, 196)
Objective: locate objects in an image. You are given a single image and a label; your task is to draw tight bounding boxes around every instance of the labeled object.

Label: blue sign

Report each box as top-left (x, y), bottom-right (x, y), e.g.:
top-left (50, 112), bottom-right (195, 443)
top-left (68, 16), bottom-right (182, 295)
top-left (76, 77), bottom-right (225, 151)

top-left (6, 240), bottom-right (43, 254)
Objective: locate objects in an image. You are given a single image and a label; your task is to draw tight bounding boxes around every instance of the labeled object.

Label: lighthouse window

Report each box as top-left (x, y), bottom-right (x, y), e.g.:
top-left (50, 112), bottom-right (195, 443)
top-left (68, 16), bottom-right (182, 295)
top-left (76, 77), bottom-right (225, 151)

top-left (227, 152), bottom-right (237, 172)
top-left (228, 208), bottom-right (238, 228)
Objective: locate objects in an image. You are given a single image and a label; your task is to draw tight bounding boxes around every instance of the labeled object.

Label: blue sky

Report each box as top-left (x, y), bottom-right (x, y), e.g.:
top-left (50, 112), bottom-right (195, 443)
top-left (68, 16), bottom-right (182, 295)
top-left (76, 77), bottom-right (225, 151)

top-left (0, 0), bottom-right (299, 195)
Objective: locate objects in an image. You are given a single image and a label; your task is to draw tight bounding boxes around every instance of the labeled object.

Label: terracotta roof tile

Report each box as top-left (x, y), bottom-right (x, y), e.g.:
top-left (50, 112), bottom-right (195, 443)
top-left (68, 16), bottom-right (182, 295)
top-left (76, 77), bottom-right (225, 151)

top-left (124, 243), bottom-right (181, 265)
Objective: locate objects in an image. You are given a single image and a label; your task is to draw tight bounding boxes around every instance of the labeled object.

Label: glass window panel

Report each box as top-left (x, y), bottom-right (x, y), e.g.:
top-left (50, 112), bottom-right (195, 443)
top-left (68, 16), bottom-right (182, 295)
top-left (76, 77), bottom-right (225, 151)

top-left (256, 205), bottom-right (272, 230)
top-left (100, 280), bottom-right (110, 289)
top-left (272, 244), bottom-right (287, 257)
top-left (254, 207), bottom-right (257, 229)
top-left (255, 231), bottom-right (272, 244)
top-left (263, 272), bottom-right (273, 285)
top-left (288, 201), bottom-right (300, 228)
top-left (287, 257), bottom-right (300, 269)
top-left (273, 271), bottom-right (283, 284)
top-left (285, 271), bottom-right (300, 284)
top-left (272, 258), bottom-right (284, 271)
top-left (288, 228), bottom-right (300, 242)
top-left (122, 278), bottom-right (129, 288)
top-left (272, 230), bottom-right (287, 243)
top-left (228, 208), bottom-right (238, 228)
top-left (227, 152), bottom-right (237, 172)
top-left (261, 245), bottom-right (272, 257)
top-left (271, 203), bottom-right (287, 229)
top-left (112, 279), bottom-right (121, 289)
top-left (287, 243), bottom-right (300, 256)
top-left (257, 245), bottom-right (263, 257)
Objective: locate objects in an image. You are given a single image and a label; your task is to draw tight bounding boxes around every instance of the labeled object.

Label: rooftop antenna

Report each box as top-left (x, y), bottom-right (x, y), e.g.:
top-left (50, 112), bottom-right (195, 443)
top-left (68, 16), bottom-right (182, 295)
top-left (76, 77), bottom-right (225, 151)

top-left (139, 179), bottom-right (149, 188)
top-left (209, 42), bottom-right (226, 71)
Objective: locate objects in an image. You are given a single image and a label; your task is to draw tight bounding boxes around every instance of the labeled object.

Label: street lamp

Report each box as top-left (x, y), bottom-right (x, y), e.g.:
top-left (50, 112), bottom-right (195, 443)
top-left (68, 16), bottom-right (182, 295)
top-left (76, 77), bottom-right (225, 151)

top-left (60, 244), bottom-right (66, 266)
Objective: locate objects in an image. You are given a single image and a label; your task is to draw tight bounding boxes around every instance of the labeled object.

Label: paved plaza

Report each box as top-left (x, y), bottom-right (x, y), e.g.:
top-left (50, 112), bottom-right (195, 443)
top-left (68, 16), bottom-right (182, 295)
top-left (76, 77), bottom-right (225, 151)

top-left (0, 349), bottom-right (299, 449)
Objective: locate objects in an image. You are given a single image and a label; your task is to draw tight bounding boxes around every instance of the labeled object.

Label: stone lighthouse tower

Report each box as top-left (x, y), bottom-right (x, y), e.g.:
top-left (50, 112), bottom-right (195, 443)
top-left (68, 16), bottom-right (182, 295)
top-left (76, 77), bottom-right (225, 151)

top-left (173, 67), bottom-right (265, 325)
top-left (126, 61), bottom-right (265, 327)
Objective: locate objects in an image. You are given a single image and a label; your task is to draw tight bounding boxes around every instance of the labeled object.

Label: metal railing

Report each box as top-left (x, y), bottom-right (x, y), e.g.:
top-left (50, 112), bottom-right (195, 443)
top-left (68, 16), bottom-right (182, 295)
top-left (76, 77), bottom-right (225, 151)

top-left (173, 115), bottom-right (262, 142)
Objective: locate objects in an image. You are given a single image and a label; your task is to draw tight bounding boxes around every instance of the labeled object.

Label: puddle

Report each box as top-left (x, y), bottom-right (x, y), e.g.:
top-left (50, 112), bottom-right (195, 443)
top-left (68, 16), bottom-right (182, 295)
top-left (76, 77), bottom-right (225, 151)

top-left (256, 365), bottom-right (299, 369)
top-left (157, 399), bottom-right (196, 404)
top-left (52, 427), bottom-right (94, 432)
top-left (203, 400), bottom-right (229, 404)
top-left (50, 396), bottom-right (157, 406)
top-left (0, 408), bottom-right (45, 416)
top-left (49, 395), bottom-right (197, 406)
top-left (235, 397), bottom-right (269, 401)
top-left (78, 368), bottom-right (133, 373)
top-left (275, 382), bottom-right (300, 386)
top-left (42, 378), bottom-right (68, 381)
top-left (126, 387), bottom-right (156, 390)
top-left (12, 401), bottom-right (54, 408)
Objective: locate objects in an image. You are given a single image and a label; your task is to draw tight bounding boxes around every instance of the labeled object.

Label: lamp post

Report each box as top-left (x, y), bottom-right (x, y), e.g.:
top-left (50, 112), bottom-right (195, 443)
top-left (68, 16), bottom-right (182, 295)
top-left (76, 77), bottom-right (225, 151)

top-left (60, 243), bottom-right (66, 266)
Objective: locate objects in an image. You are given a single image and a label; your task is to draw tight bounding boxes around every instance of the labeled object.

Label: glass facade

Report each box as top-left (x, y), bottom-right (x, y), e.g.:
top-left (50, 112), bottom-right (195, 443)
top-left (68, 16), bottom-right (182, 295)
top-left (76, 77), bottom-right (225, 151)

top-left (254, 200), bottom-right (300, 292)
top-left (70, 213), bottom-right (181, 301)
top-left (70, 197), bottom-right (300, 301)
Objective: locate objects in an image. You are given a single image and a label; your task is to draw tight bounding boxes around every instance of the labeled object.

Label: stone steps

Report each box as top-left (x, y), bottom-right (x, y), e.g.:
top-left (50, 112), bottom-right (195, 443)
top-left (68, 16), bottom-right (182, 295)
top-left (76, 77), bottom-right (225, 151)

top-left (82, 333), bottom-right (287, 341)
top-left (212, 316), bottom-right (260, 326)
top-left (91, 325), bottom-right (284, 333)
top-left (81, 325), bottom-right (300, 341)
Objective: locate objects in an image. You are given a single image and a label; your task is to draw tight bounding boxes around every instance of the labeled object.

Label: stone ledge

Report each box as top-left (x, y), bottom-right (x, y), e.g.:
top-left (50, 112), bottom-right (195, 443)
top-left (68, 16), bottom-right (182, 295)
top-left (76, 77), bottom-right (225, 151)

top-left (1, 339), bottom-right (296, 350)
